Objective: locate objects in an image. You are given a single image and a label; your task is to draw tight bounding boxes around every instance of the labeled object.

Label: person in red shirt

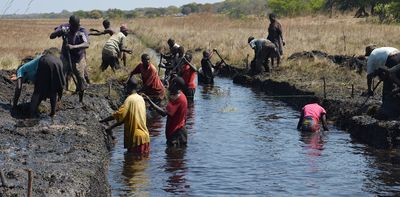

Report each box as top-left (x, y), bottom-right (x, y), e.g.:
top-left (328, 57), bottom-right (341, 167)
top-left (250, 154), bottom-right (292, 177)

top-left (178, 51), bottom-right (197, 102)
top-left (144, 77), bottom-right (188, 147)
top-left (129, 54), bottom-right (166, 104)
top-left (297, 97), bottom-right (329, 132)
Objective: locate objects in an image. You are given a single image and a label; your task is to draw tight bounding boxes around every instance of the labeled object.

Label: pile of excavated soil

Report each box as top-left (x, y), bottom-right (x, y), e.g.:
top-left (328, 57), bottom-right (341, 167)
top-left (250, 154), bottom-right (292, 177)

top-left (288, 50), bottom-right (367, 73)
top-left (0, 70), bottom-right (124, 196)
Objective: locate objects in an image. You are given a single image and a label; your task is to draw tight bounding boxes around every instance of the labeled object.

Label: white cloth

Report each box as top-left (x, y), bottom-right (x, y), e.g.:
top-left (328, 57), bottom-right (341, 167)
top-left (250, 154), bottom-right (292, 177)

top-left (249, 40), bottom-right (256, 49)
top-left (367, 47), bottom-right (399, 74)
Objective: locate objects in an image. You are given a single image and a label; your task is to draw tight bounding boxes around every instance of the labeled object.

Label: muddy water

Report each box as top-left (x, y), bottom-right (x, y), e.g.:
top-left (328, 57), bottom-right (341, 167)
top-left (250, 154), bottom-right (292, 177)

top-left (108, 78), bottom-right (400, 196)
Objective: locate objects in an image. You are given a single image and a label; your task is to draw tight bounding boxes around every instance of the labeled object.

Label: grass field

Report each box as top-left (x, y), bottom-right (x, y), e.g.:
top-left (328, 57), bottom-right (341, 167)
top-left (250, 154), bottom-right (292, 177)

top-left (1, 14), bottom-right (400, 97)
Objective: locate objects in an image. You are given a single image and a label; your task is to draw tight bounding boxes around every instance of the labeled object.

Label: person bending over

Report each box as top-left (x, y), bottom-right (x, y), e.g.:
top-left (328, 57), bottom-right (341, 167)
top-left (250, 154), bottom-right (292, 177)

top-left (12, 48), bottom-right (65, 117)
top-left (100, 77), bottom-right (150, 155)
top-left (297, 97), bottom-right (329, 132)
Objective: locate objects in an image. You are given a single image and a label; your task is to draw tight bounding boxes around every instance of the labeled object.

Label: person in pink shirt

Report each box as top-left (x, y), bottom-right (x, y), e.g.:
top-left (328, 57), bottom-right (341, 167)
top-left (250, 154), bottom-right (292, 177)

top-left (297, 98), bottom-right (329, 132)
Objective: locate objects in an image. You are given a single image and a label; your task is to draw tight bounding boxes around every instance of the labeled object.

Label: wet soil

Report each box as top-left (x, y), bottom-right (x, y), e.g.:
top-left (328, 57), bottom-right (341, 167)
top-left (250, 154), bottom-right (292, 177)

top-left (0, 70), bottom-right (124, 197)
top-left (221, 53), bottom-right (400, 149)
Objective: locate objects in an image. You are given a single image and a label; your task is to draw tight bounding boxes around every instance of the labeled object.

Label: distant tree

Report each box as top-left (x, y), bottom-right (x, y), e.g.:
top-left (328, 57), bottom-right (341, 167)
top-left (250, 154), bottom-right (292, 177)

top-left (144, 8), bottom-right (163, 17)
top-left (166, 6), bottom-right (180, 15)
top-left (217, 0), bottom-right (268, 16)
top-left (73, 10), bottom-right (88, 18)
top-left (88, 10), bottom-right (102, 19)
top-left (181, 3), bottom-right (200, 15)
top-left (327, 0), bottom-right (395, 17)
top-left (181, 7), bottom-right (192, 15)
top-left (60, 9), bottom-right (71, 18)
top-left (125, 10), bottom-right (139, 18)
top-left (268, 0), bottom-right (324, 16)
top-left (106, 8), bottom-right (125, 19)
top-left (199, 3), bottom-right (214, 13)
top-left (374, 1), bottom-right (400, 22)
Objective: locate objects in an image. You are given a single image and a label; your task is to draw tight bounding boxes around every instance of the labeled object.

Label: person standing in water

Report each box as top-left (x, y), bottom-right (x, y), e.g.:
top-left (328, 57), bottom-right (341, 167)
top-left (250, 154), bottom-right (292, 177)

top-left (297, 97), bottom-right (329, 132)
top-left (100, 77), bottom-right (150, 155)
top-left (143, 77), bottom-right (188, 147)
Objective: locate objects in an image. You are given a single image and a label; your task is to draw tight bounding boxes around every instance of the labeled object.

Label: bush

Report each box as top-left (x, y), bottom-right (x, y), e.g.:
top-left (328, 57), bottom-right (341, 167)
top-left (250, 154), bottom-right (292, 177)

top-left (268, 0), bottom-right (325, 16)
top-left (373, 2), bottom-right (400, 23)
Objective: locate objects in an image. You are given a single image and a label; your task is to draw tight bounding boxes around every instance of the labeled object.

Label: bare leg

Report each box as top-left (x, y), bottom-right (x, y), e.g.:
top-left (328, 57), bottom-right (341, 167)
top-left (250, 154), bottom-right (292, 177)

top-left (49, 92), bottom-right (57, 117)
top-left (277, 56), bottom-right (281, 67)
top-left (30, 93), bottom-right (41, 117)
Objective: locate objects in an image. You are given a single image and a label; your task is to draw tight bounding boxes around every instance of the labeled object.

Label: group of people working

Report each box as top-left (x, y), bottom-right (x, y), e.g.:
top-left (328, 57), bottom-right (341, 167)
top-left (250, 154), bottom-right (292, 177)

top-left (12, 13), bottom-right (400, 156)
top-left (11, 15), bottom-right (219, 156)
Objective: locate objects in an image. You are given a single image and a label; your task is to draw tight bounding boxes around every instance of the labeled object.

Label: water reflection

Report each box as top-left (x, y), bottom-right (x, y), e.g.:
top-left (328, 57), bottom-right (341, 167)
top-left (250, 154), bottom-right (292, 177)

top-left (299, 131), bottom-right (325, 155)
top-left (299, 131), bottom-right (326, 173)
top-left (121, 153), bottom-right (150, 196)
top-left (362, 148), bottom-right (400, 196)
top-left (147, 111), bottom-right (163, 137)
top-left (109, 77), bottom-right (400, 196)
top-left (186, 102), bottom-right (195, 130)
top-left (163, 147), bottom-right (190, 195)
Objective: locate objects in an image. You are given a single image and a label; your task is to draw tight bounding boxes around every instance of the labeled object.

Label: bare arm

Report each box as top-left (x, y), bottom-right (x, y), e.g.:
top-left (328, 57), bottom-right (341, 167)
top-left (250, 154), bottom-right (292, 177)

top-left (143, 95), bottom-right (167, 116)
top-left (99, 115), bottom-right (123, 132)
top-left (68, 42), bottom-right (89, 50)
top-left (99, 115), bottom-right (114, 123)
top-left (12, 78), bottom-right (23, 108)
top-left (321, 114), bottom-right (329, 131)
top-left (88, 32), bottom-right (105, 36)
top-left (50, 30), bottom-right (63, 39)
top-left (367, 73), bottom-right (375, 95)
top-left (121, 48), bottom-right (132, 54)
top-left (105, 121), bottom-right (123, 132)
top-left (297, 110), bottom-right (304, 130)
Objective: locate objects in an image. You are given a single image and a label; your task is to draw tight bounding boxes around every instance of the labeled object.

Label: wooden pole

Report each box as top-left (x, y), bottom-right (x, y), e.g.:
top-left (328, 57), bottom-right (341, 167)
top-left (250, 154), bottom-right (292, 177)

top-left (323, 77), bottom-right (327, 99)
top-left (0, 169), bottom-right (7, 187)
top-left (351, 84), bottom-right (354, 98)
top-left (27, 169), bottom-right (32, 197)
top-left (108, 82), bottom-right (112, 98)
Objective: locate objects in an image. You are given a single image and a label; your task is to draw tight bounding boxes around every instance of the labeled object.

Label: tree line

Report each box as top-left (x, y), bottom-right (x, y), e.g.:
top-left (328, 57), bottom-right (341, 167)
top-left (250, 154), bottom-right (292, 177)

top-left (3, 0), bottom-right (400, 22)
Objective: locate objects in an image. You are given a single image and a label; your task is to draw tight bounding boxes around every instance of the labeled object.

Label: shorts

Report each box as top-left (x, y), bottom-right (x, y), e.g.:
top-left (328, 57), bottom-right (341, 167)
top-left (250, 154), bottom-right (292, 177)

top-left (167, 127), bottom-right (187, 147)
top-left (101, 52), bottom-right (120, 71)
top-left (301, 116), bottom-right (320, 132)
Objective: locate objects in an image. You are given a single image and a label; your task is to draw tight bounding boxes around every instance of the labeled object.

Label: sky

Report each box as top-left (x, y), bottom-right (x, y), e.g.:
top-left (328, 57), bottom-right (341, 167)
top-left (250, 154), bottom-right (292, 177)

top-left (1, 0), bottom-right (223, 15)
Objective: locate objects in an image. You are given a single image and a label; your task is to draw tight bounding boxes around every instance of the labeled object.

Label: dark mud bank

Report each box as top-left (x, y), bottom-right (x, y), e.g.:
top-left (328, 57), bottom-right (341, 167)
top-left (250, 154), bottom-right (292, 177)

top-left (220, 65), bottom-right (400, 149)
top-left (0, 70), bottom-right (123, 196)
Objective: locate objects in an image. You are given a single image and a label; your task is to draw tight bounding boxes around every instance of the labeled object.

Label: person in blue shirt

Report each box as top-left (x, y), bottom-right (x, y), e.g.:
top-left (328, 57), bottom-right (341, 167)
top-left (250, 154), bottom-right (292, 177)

top-left (11, 48), bottom-right (65, 117)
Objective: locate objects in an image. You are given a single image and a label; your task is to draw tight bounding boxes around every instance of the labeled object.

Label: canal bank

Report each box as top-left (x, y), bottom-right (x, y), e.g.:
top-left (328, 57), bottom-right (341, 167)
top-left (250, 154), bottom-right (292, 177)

top-left (0, 70), bottom-right (121, 196)
top-left (0, 52), bottom-right (398, 196)
top-left (218, 64), bottom-right (400, 149)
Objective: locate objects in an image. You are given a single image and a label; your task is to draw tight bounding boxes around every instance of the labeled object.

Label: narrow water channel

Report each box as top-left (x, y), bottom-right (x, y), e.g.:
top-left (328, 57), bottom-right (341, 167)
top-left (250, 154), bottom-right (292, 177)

top-left (108, 77), bottom-right (400, 196)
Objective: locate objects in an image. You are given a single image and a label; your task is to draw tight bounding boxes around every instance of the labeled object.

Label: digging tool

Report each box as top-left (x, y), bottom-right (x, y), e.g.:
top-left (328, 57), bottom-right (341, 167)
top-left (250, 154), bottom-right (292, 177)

top-left (213, 49), bottom-right (230, 67)
top-left (158, 53), bottom-right (163, 75)
top-left (0, 169), bottom-right (8, 187)
top-left (358, 80), bottom-right (382, 110)
top-left (213, 49), bottom-right (232, 73)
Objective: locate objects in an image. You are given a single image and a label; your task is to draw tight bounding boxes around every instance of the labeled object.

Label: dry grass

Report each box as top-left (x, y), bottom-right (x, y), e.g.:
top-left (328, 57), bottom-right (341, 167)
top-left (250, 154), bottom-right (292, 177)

top-left (1, 14), bottom-right (399, 97)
